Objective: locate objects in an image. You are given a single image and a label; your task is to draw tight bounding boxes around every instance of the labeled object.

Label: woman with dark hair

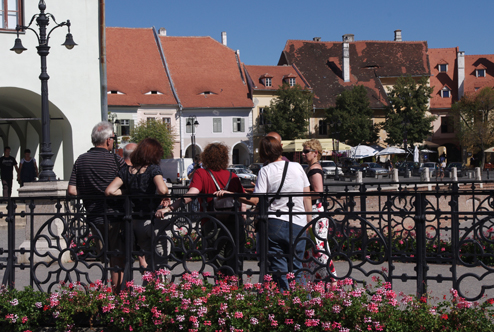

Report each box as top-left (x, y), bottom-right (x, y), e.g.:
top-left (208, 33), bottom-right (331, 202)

top-left (156, 142), bottom-right (246, 275)
top-left (105, 138), bottom-right (169, 269)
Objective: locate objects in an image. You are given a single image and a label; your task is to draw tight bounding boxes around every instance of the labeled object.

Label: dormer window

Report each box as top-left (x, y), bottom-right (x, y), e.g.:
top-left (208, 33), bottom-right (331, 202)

top-left (439, 64), bottom-right (448, 72)
top-left (145, 90), bottom-right (163, 95)
top-left (476, 69), bottom-right (486, 77)
top-left (289, 77), bottom-right (296, 86)
top-left (265, 77), bottom-right (272, 87)
top-left (441, 86), bottom-right (451, 98)
top-left (108, 90), bottom-right (124, 95)
top-left (199, 91), bottom-right (216, 96)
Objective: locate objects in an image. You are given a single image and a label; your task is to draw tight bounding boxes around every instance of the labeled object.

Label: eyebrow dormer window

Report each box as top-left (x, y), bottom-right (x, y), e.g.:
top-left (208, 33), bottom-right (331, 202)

top-left (144, 91), bottom-right (163, 95)
top-left (476, 69), bottom-right (486, 77)
top-left (265, 78), bottom-right (272, 87)
top-left (108, 90), bottom-right (125, 95)
top-left (439, 64), bottom-right (448, 72)
top-left (441, 86), bottom-right (451, 98)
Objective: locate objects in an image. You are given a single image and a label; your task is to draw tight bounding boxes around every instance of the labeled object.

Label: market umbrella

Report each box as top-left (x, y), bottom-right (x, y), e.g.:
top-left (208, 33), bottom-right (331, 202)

top-left (414, 146), bottom-right (419, 163)
top-left (420, 149), bottom-right (437, 153)
top-left (376, 146), bottom-right (406, 156)
top-left (350, 145), bottom-right (379, 159)
top-left (484, 147), bottom-right (494, 153)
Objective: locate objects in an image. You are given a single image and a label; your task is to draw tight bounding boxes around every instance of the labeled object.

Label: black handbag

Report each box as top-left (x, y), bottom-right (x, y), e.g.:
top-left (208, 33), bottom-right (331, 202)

top-left (207, 169), bottom-right (235, 211)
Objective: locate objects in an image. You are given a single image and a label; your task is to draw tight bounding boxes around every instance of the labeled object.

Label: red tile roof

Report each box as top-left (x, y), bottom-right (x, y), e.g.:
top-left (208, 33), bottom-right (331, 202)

top-left (428, 47), bottom-right (459, 109)
top-left (244, 64), bottom-right (311, 92)
top-left (159, 36), bottom-right (253, 109)
top-left (106, 27), bottom-right (177, 107)
top-left (278, 40), bottom-right (430, 109)
top-left (464, 54), bottom-right (494, 95)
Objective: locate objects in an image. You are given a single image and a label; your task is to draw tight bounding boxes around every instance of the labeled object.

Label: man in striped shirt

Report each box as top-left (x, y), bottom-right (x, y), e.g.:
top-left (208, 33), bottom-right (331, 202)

top-left (68, 121), bottom-right (126, 292)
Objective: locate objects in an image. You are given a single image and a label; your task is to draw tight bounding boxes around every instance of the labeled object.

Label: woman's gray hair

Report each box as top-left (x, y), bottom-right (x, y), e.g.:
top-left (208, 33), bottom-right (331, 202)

top-left (91, 121), bottom-right (113, 146)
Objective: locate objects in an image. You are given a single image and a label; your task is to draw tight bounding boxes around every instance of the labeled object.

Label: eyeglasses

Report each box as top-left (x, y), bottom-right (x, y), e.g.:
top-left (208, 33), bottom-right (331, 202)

top-left (108, 136), bottom-right (116, 141)
top-left (302, 149), bottom-right (316, 154)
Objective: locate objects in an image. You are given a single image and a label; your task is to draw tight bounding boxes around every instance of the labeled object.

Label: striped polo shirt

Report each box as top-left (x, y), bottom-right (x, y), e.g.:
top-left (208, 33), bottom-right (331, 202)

top-left (69, 147), bottom-right (125, 223)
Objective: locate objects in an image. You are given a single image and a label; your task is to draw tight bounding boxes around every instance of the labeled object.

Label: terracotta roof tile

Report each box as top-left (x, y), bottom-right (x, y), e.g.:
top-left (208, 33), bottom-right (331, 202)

top-left (278, 39), bottom-right (430, 109)
top-left (159, 36), bottom-right (253, 109)
top-left (464, 54), bottom-right (494, 95)
top-left (244, 64), bottom-right (311, 92)
top-left (428, 47), bottom-right (458, 109)
top-left (106, 27), bottom-right (177, 107)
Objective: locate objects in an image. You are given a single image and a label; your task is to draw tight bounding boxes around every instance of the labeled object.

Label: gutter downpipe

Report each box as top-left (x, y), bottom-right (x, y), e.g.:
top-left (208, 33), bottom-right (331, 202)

top-left (99, 0), bottom-right (108, 120)
top-left (152, 27), bottom-right (184, 157)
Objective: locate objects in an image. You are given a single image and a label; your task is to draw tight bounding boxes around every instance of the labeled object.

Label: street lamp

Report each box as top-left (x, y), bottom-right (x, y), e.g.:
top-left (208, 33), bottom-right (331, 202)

top-left (330, 118), bottom-right (342, 181)
top-left (108, 113), bottom-right (120, 152)
top-left (10, 0), bottom-right (76, 181)
top-left (402, 117), bottom-right (410, 178)
top-left (186, 116), bottom-right (199, 159)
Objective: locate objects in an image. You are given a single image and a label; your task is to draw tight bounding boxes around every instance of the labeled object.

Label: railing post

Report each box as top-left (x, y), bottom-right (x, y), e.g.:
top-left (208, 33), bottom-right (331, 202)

top-left (414, 192), bottom-right (427, 297)
top-left (450, 181), bottom-right (460, 293)
top-left (122, 195), bottom-right (133, 288)
top-left (2, 199), bottom-right (16, 288)
top-left (258, 195), bottom-right (268, 282)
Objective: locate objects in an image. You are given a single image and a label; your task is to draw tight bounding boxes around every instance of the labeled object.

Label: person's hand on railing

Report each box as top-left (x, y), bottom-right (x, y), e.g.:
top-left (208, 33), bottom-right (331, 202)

top-left (155, 206), bottom-right (171, 219)
top-left (213, 190), bottom-right (233, 197)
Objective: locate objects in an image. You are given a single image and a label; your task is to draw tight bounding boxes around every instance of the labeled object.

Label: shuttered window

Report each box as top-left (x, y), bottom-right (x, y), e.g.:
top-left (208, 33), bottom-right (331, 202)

top-left (232, 118), bottom-right (245, 132)
top-left (213, 118), bottom-right (222, 133)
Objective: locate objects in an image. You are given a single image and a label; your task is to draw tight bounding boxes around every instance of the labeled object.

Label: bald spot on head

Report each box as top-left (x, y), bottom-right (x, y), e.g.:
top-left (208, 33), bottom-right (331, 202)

top-left (266, 132), bottom-right (282, 142)
top-left (123, 143), bottom-right (137, 165)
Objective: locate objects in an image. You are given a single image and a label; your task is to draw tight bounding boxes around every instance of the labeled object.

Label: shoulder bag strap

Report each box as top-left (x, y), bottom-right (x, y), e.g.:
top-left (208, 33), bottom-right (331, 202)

top-left (206, 169), bottom-right (222, 191)
top-left (268, 161), bottom-right (289, 206)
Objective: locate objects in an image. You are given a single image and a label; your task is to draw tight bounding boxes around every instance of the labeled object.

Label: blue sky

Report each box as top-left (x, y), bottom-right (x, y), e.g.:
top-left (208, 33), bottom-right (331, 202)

top-left (106, 0), bottom-right (494, 66)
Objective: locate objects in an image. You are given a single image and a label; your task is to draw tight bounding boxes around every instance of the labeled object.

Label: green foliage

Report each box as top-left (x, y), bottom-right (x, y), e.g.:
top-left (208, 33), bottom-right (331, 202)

top-left (326, 85), bottom-right (379, 146)
top-left (263, 83), bottom-right (314, 140)
top-left (382, 76), bottom-right (436, 147)
top-left (451, 87), bottom-right (494, 168)
top-left (131, 119), bottom-right (175, 158)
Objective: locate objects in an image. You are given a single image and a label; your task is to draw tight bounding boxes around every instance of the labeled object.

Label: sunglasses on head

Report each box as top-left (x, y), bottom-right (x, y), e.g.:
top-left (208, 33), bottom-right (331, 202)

top-left (302, 149), bottom-right (316, 154)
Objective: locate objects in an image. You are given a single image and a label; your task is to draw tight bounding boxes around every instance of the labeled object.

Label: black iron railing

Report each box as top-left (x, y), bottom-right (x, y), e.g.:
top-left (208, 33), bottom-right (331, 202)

top-left (0, 180), bottom-right (493, 301)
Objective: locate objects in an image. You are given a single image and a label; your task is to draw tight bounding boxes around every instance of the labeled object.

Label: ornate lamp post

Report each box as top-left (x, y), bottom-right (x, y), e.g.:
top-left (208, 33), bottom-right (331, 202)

top-left (186, 116), bottom-right (199, 159)
top-left (10, 0), bottom-right (76, 181)
top-left (330, 118), bottom-right (342, 180)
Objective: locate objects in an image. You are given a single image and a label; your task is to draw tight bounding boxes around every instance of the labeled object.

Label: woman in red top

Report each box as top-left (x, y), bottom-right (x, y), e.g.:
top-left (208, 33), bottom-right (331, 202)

top-left (156, 142), bottom-right (245, 275)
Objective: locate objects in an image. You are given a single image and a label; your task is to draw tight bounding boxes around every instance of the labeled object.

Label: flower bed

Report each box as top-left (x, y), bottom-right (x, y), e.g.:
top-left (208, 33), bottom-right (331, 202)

top-left (1, 271), bottom-right (493, 332)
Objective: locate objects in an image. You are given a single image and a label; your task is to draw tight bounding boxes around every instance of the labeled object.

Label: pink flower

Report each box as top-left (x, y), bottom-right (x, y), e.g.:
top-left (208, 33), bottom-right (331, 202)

top-left (234, 312), bottom-right (243, 319)
top-left (263, 275), bottom-right (273, 282)
top-left (286, 272), bottom-right (295, 280)
top-left (332, 305), bottom-right (341, 313)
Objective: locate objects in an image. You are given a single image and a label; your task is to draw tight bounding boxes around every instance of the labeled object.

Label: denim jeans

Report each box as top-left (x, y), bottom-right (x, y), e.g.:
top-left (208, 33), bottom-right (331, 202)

top-left (267, 218), bottom-right (306, 291)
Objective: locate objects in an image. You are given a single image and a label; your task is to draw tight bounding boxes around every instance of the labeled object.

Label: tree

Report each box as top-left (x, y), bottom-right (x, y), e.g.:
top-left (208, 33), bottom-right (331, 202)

top-left (325, 85), bottom-right (378, 146)
top-left (262, 83), bottom-right (313, 140)
top-left (451, 87), bottom-right (494, 168)
top-left (382, 75), bottom-right (436, 147)
top-left (131, 119), bottom-right (175, 158)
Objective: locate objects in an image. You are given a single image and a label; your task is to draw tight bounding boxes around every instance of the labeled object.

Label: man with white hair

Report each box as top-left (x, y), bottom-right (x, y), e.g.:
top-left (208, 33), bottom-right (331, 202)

top-left (67, 121), bottom-right (126, 293)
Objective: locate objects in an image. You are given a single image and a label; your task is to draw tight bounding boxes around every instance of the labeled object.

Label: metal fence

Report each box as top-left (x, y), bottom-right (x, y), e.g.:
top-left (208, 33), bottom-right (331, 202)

top-left (1, 180), bottom-right (493, 301)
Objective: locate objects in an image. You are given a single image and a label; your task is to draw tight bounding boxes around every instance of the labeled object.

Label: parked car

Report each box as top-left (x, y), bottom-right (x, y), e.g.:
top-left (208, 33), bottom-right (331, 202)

top-left (398, 161), bottom-right (416, 176)
top-left (415, 162), bottom-right (437, 177)
top-left (320, 160), bottom-right (342, 178)
top-left (444, 162), bottom-right (466, 177)
top-left (227, 167), bottom-right (257, 185)
top-left (228, 164), bottom-right (253, 174)
top-left (341, 159), bottom-right (362, 176)
top-left (365, 162), bottom-right (390, 177)
top-left (248, 163), bottom-right (263, 175)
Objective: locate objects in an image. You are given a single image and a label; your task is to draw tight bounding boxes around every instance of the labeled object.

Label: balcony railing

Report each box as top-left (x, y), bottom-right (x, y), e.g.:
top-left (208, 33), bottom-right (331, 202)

top-left (0, 179), bottom-right (493, 301)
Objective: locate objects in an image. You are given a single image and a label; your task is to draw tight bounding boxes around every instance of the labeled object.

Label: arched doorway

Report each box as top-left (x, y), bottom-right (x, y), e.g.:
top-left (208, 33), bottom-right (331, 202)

top-left (0, 88), bottom-right (73, 193)
top-left (184, 144), bottom-right (202, 159)
top-left (231, 142), bottom-right (251, 165)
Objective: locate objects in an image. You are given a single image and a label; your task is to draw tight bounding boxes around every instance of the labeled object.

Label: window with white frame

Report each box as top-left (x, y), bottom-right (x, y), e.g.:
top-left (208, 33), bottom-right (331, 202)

top-left (213, 118), bottom-right (222, 133)
top-left (289, 77), bottom-right (296, 86)
top-left (438, 64), bottom-right (448, 72)
top-left (265, 77), bottom-right (272, 87)
top-left (162, 117), bottom-right (171, 130)
top-left (232, 118), bottom-right (245, 132)
top-left (0, 0), bottom-right (22, 30)
top-left (441, 87), bottom-right (451, 98)
top-left (119, 119), bottom-right (131, 136)
top-left (476, 69), bottom-right (486, 77)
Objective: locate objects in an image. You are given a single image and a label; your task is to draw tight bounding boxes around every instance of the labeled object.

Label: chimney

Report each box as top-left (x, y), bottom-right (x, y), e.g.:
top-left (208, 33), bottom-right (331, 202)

top-left (313, 37), bottom-right (321, 42)
top-left (342, 42), bottom-right (350, 82)
top-left (342, 34), bottom-right (354, 42)
top-left (458, 51), bottom-right (465, 99)
top-left (394, 29), bottom-right (402, 41)
top-left (158, 27), bottom-right (167, 36)
top-left (221, 31), bottom-right (227, 46)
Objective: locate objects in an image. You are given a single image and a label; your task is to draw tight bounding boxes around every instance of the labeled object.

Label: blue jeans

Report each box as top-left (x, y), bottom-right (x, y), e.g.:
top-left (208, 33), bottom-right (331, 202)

top-left (267, 218), bottom-right (306, 291)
